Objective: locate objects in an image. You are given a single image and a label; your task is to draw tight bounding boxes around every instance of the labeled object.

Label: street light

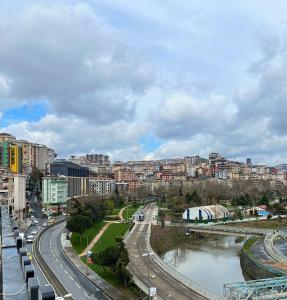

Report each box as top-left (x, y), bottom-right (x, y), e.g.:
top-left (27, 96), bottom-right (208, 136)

top-left (80, 235), bottom-right (89, 262)
top-left (142, 252), bottom-right (154, 300)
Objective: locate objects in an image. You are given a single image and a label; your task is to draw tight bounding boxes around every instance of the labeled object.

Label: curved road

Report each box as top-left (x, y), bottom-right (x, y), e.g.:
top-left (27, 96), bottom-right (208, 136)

top-left (39, 222), bottom-right (109, 300)
top-left (126, 203), bottom-right (208, 300)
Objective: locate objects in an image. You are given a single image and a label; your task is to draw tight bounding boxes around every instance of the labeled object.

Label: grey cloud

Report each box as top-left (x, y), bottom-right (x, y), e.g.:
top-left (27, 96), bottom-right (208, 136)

top-left (0, 3), bottom-right (153, 122)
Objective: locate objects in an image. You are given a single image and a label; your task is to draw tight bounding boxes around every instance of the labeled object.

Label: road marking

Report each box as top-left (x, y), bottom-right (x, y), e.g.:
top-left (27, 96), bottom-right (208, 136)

top-left (69, 275), bottom-right (74, 281)
top-left (60, 263), bottom-right (63, 269)
top-left (64, 269), bottom-right (68, 274)
top-left (75, 282), bottom-right (81, 289)
top-left (84, 291), bottom-right (90, 299)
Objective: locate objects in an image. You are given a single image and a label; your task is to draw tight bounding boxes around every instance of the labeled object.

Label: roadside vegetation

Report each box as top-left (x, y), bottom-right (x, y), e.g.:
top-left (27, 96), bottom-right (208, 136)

top-left (150, 225), bottom-right (187, 255)
top-left (242, 236), bottom-right (260, 256)
top-left (228, 217), bottom-right (287, 229)
top-left (70, 221), bottom-right (105, 254)
top-left (122, 204), bottom-right (141, 220)
top-left (92, 223), bottom-right (130, 253)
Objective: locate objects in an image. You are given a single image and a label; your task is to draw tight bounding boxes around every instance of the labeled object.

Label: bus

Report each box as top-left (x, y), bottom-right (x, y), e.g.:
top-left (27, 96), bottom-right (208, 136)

top-left (137, 211), bottom-right (145, 221)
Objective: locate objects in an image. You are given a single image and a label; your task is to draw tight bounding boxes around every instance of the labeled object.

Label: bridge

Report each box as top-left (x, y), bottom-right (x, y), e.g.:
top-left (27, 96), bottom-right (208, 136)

top-left (224, 276), bottom-right (287, 299)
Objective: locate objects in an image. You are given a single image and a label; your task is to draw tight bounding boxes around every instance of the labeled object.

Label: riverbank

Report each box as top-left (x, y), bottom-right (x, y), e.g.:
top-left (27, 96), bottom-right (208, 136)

top-left (150, 224), bottom-right (229, 255)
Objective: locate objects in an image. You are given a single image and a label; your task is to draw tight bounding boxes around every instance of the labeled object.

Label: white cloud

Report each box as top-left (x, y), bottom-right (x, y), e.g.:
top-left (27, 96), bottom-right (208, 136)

top-left (0, 114), bottom-right (147, 161)
top-left (0, 3), bottom-right (153, 122)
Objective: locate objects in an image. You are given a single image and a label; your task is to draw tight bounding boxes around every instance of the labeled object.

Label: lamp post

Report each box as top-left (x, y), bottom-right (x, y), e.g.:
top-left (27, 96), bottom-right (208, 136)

top-left (142, 252), bottom-right (154, 299)
top-left (80, 235), bottom-right (89, 262)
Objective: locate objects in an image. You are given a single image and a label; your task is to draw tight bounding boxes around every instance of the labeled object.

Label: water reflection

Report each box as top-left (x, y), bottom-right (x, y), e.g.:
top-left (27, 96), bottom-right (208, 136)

top-left (162, 235), bottom-right (246, 295)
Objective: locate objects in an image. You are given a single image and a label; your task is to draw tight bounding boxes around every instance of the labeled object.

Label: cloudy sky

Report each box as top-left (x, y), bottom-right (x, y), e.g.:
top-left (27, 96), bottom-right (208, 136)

top-left (1, 1), bottom-right (287, 164)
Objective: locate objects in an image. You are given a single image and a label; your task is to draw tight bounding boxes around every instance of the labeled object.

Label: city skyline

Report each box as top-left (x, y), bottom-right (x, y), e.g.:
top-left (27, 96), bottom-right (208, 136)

top-left (1, 1), bottom-right (287, 164)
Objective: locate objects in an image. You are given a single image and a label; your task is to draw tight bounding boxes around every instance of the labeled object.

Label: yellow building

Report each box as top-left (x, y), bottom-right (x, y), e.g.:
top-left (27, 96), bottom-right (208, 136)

top-left (9, 144), bottom-right (22, 173)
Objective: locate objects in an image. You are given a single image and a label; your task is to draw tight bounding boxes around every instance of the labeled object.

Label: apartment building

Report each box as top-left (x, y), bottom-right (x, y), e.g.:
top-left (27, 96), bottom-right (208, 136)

top-left (89, 177), bottom-right (116, 196)
top-left (42, 175), bottom-right (89, 205)
top-left (42, 176), bottom-right (68, 204)
top-left (0, 173), bottom-right (26, 220)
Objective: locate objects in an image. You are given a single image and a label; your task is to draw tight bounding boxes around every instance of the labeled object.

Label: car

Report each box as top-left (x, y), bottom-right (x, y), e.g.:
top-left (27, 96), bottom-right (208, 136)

top-left (42, 222), bottom-right (47, 227)
top-left (30, 222), bottom-right (36, 226)
top-left (31, 230), bottom-right (37, 235)
top-left (26, 235), bottom-right (34, 243)
top-left (33, 219), bottom-right (39, 224)
top-left (41, 208), bottom-right (45, 212)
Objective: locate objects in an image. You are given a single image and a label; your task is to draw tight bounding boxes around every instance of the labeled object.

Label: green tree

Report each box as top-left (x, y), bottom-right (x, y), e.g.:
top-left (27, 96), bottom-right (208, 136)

top-left (67, 215), bottom-right (92, 234)
top-left (91, 246), bottom-right (120, 270)
top-left (158, 209), bottom-right (166, 228)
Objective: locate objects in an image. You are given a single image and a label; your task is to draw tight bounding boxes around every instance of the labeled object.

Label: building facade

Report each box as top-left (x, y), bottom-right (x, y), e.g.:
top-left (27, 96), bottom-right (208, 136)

top-left (42, 177), bottom-right (68, 205)
top-left (89, 178), bottom-right (116, 196)
top-left (0, 173), bottom-right (26, 220)
top-left (50, 160), bottom-right (89, 177)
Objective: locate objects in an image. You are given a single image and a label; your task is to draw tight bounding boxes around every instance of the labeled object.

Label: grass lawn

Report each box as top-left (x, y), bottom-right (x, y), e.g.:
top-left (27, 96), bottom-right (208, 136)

top-left (82, 222), bottom-right (138, 298)
top-left (110, 208), bottom-right (122, 215)
top-left (81, 256), bottom-right (121, 287)
top-left (92, 223), bottom-right (131, 253)
top-left (70, 221), bottom-right (105, 254)
top-left (122, 205), bottom-right (141, 220)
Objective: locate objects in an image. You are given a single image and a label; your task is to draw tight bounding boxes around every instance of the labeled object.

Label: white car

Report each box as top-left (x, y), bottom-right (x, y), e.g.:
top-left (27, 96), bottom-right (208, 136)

top-left (42, 222), bottom-right (47, 227)
top-left (26, 235), bottom-right (34, 243)
top-left (33, 219), bottom-right (39, 224)
top-left (31, 230), bottom-right (37, 235)
top-left (41, 208), bottom-right (45, 212)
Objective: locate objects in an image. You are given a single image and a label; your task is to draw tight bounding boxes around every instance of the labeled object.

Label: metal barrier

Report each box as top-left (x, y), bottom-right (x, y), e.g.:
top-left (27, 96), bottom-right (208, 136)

top-left (33, 218), bottom-right (73, 299)
top-left (145, 225), bottom-right (223, 300)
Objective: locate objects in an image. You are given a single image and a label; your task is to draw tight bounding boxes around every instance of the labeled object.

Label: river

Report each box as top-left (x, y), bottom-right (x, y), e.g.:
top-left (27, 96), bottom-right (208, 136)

top-left (162, 235), bottom-right (246, 296)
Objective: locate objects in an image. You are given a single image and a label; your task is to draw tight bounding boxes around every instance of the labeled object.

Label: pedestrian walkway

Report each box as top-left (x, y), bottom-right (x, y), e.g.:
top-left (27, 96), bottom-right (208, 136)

top-left (79, 222), bottom-right (112, 257)
top-left (79, 205), bottom-right (131, 257)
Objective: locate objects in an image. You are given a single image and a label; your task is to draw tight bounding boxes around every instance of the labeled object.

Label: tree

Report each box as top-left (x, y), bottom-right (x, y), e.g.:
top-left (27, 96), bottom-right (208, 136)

top-left (259, 194), bottom-right (270, 207)
top-left (67, 215), bottom-right (92, 234)
top-left (91, 246), bottom-right (120, 270)
top-left (91, 237), bottom-right (131, 288)
top-left (158, 209), bottom-right (166, 228)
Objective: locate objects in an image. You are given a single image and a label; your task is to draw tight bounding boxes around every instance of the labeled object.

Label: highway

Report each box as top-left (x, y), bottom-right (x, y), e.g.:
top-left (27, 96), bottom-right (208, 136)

top-left (39, 221), bottom-right (110, 300)
top-left (126, 203), bottom-right (210, 300)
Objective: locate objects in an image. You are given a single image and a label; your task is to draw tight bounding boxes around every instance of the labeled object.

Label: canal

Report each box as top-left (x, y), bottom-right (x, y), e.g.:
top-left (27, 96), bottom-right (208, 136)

top-left (162, 235), bottom-right (247, 295)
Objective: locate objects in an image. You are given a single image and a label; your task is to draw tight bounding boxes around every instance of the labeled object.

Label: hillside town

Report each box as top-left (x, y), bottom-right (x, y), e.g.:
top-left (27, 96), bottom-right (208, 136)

top-left (1, 132), bottom-right (287, 223)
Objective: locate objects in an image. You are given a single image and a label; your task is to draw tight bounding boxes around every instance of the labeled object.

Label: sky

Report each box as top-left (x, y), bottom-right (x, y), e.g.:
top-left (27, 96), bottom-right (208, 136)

top-left (1, 1), bottom-right (287, 164)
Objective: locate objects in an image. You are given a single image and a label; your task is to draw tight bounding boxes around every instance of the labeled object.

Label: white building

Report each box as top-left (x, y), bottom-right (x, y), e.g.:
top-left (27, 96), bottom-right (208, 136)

top-left (183, 205), bottom-right (229, 221)
top-left (42, 176), bottom-right (68, 205)
top-left (0, 174), bottom-right (26, 220)
top-left (89, 178), bottom-right (116, 196)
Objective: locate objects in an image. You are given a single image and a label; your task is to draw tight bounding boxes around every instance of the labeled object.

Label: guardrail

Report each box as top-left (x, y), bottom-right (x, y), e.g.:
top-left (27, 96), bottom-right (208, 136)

top-left (33, 218), bottom-right (73, 299)
top-left (264, 232), bottom-right (287, 263)
top-left (241, 243), bottom-right (285, 277)
top-left (145, 225), bottom-right (223, 300)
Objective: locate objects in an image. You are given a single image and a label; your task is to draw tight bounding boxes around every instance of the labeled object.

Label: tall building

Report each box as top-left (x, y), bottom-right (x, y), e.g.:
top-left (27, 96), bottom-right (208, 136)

top-left (0, 174), bottom-right (26, 220)
top-left (0, 133), bottom-right (56, 174)
top-left (0, 133), bottom-right (16, 142)
top-left (9, 144), bottom-right (22, 174)
top-left (246, 158), bottom-right (252, 166)
top-left (0, 141), bottom-right (10, 169)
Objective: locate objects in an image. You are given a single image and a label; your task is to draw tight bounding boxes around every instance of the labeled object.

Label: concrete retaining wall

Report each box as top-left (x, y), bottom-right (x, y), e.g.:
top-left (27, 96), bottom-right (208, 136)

top-left (240, 247), bottom-right (285, 279)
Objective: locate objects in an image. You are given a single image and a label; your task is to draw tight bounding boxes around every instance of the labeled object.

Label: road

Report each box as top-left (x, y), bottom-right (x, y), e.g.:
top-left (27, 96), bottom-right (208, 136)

top-left (39, 221), bottom-right (109, 300)
top-left (126, 203), bottom-right (208, 300)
